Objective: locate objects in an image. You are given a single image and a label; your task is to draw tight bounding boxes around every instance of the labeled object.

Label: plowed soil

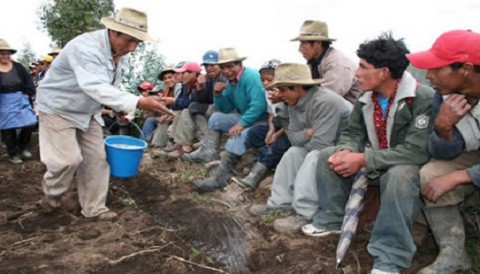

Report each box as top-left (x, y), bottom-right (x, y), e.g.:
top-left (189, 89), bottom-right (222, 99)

top-left (0, 133), bottom-right (478, 273)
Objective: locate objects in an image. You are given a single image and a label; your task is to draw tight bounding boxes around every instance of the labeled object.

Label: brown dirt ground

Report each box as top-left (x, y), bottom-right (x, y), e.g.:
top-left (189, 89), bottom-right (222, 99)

top-left (0, 133), bottom-right (478, 274)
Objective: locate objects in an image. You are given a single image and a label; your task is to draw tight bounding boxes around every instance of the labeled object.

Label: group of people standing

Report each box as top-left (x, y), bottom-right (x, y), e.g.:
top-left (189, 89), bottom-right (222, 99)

top-left (1, 6), bottom-right (478, 274)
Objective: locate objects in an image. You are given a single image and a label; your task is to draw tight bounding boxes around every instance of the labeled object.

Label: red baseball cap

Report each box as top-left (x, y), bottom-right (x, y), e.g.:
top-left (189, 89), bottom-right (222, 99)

top-left (174, 61), bottom-right (201, 73)
top-left (407, 30), bottom-right (480, 70)
top-left (138, 81), bottom-right (154, 91)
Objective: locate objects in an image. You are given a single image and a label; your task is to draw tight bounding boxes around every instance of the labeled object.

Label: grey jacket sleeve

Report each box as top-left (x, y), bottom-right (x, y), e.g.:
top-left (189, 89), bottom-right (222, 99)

top-left (304, 94), bottom-right (348, 152)
top-left (466, 165), bottom-right (480, 188)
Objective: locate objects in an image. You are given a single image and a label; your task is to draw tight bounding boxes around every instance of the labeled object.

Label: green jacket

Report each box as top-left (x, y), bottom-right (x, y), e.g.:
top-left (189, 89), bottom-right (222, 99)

top-left (336, 72), bottom-right (434, 178)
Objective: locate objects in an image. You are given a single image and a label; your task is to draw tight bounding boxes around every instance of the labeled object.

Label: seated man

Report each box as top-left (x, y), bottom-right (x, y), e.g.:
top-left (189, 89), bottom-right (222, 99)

top-left (237, 59), bottom-right (291, 188)
top-left (249, 63), bottom-right (351, 233)
top-left (407, 30), bottom-right (480, 274)
top-left (302, 33), bottom-right (434, 274)
top-left (163, 61), bottom-right (202, 157)
top-left (167, 50), bottom-right (227, 158)
top-left (183, 48), bottom-right (268, 191)
top-left (150, 67), bottom-right (177, 148)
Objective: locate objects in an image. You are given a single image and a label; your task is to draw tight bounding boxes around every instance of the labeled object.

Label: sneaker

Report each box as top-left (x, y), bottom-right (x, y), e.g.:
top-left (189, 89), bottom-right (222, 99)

top-left (8, 156), bottom-right (23, 164)
top-left (273, 215), bottom-right (309, 233)
top-left (22, 149), bottom-right (32, 158)
top-left (301, 223), bottom-right (340, 237)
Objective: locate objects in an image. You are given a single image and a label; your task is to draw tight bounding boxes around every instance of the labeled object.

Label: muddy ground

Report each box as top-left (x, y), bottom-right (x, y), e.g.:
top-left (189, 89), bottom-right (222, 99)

top-left (0, 133), bottom-right (478, 274)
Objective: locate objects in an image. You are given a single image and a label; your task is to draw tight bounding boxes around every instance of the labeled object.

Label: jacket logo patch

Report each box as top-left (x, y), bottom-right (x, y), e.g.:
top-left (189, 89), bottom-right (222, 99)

top-left (415, 114), bottom-right (429, 129)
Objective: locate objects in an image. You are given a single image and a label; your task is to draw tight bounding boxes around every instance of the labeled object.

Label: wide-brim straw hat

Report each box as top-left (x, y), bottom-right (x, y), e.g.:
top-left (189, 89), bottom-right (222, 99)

top-left (214, 48), bottom-right (247, 65)
top-left (48, 47), bottom-right (62, 56)
top-left (266, 63), bottom-right (324, 89)
top-left (101, 7), bottom-right (153, 42)
top-left (0, 39), bottom-right (17, 54)
top-left (158, 67), bottom-right (175, 80)
top-left (290, 20), bottom-right (336, 42)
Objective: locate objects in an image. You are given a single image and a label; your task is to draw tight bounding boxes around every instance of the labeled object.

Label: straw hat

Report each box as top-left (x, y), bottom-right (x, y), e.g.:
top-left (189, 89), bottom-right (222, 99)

top-left (290, 20), bottom-right (336, 42)
top-left (0, 39), bottom-right (17, 54)
top-left (158, 67), bottom-right (175, 80)
top-left (48, 47), bottom-right (62, 56)
top-left (266, 63), bottom-right (324, 89)
top-left (214, 48), bottom-right (247, 65)
top-left (100, 7), bottom-right (153, 42)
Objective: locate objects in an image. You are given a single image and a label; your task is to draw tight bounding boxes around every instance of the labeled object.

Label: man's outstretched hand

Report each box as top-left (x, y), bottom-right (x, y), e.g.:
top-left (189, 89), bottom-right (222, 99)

top-left (138, 96), bottom-right (174, 116)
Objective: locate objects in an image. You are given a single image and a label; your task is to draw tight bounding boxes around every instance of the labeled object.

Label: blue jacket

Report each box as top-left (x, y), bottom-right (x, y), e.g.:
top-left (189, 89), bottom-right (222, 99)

top-left (213, 67), bottom-right (268, 127)
top-left (428, 92), bottom-right (480, 187)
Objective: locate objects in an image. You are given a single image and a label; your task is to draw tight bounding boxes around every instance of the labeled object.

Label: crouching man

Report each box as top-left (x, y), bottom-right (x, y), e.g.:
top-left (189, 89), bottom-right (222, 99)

top-left (302, 33), bottom-right (434, 274)
top-left (408, 29), bottom-right (480, 274)
top-left (249, 63), bottom-right (351, 233)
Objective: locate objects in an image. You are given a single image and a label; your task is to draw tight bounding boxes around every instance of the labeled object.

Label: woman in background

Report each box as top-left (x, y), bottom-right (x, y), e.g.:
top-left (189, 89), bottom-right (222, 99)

top-left (0, 39), bottom-right (37, 164)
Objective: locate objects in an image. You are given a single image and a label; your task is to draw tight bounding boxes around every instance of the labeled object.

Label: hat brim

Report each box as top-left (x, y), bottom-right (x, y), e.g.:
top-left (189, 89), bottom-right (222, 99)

top-left (0, 48), bottom-right (17, 54)
top-left (158, 69), bottom-right (175, 80)
top-left (201, 61), bottom-right (217, 66)
top-left (406, 50), bottom-right (452, 70)
top-left (290, 35), bottom-right (336, 42)
top-left (101, 17), bottom-right (153, 42)
top-left (266, 78), bottom-right (325, 90)
top-left (214, 57), bottom-right (247, 65)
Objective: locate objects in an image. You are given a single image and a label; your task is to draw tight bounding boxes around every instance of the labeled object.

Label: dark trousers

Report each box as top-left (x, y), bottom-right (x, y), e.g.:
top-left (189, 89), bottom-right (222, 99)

top-left (1, 127), bottom-right (34, 157)
top-left (244, 123), bottom-right (291, 170)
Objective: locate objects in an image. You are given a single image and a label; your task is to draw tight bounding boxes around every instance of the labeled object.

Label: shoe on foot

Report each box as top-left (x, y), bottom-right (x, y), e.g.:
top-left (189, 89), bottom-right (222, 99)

top-left (273, 215), bottom-right (309, 233)
top-left (163, 143), bottom-right (181, 152)
top-left (167, 147), bottom-right (185, 158)
top-left (97, 211), bottom-right (118, 221)
top-left (8, 155), bottom-right (23, 164)
top-left (45, 195), bottom-right (62, 208)
top-left (370, 268), bottom-right (400, 274)
top-left (249, 204), bottom-right (291, 216)
top-left (22, 149), bottom-right (32, 158)
top-left (301, 223), bottom-right (340, 237)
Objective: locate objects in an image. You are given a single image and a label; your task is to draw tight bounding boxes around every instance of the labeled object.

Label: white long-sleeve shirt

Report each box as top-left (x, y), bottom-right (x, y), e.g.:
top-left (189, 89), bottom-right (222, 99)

top-left (36, 29), bottom-right (139, 131)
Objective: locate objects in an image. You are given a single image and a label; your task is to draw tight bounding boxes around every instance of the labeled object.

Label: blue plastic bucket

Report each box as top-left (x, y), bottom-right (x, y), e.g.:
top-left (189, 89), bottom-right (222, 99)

top-left (104, 135), bottom-right (147, 178)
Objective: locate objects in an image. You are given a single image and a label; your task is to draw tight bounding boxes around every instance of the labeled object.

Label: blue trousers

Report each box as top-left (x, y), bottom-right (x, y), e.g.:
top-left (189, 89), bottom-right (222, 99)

top-left (245, 123), bottom-right (291, 170)
top-left (208, 112), bottom-right (267, 156)
top-left (141, 116), bottom-right (158, 141)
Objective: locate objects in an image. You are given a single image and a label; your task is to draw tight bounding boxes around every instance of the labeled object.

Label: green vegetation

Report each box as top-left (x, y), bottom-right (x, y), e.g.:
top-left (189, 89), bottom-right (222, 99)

top-left (189, 192), bottom-right (215, 204)
top-left (122, 196), bottom-right (136, 206)
top-left (38, 0), bottom-right (114, 48)
top-left (260, 212), bottom-right (278, 225)
top-left (16, 42), bottom-right (36, 70)
top-left (275, 253), bottom-right (285, 263)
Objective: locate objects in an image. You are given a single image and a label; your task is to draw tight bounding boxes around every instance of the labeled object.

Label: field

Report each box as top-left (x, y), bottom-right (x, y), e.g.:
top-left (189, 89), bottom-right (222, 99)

top-left (0, 133), bottom-right (478, 273)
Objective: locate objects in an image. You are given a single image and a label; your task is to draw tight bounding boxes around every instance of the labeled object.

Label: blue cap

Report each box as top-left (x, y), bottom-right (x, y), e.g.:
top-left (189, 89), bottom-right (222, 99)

top-left (201, 50), bottom-right (219, 65)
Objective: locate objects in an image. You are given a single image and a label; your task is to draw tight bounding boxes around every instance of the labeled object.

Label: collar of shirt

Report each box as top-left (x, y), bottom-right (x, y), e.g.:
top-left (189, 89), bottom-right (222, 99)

top-left (229, 67), bottom-right (245, 87)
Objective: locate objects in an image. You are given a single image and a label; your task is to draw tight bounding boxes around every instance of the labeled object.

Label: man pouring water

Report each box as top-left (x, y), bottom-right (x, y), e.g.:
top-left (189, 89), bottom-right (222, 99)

top-left (36, 8), bottom-right (172, 221)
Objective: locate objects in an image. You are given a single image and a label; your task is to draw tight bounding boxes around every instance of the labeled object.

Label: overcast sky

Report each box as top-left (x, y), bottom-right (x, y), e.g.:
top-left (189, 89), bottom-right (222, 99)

top-left (3, 0), bottom-right (480, 69)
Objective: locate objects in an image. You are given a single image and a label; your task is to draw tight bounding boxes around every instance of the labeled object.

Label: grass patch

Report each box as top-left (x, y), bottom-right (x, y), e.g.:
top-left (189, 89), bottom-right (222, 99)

top-left (122, 197), bottom-right (136, 206)
top-left (188, 247), bottom-right (214, 264)
top-left (260, 212), bottom-right (278, 225)
top-left (189, 192), bottom-right (215, 204)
